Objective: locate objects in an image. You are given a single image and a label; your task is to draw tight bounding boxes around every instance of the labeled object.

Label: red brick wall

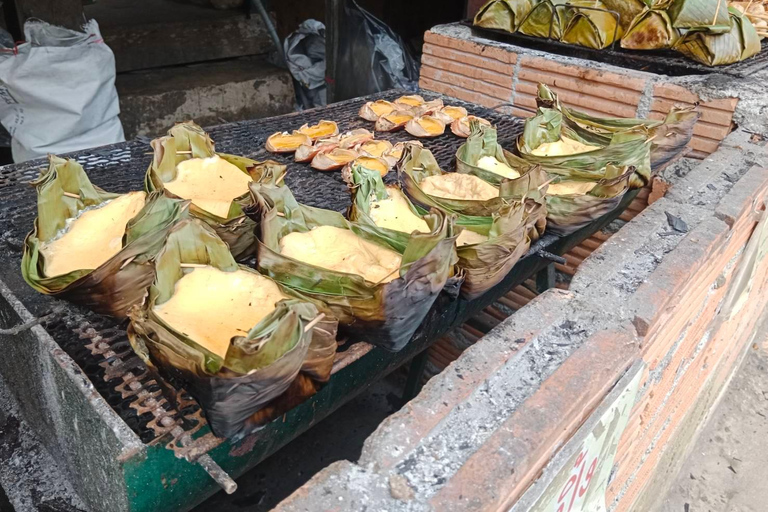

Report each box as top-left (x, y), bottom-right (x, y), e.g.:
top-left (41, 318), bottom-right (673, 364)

top-left (419, 29), bottom-right (739, 159)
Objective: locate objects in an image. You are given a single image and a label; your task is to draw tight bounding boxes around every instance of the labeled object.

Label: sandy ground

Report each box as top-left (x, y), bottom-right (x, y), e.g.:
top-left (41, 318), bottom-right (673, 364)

top-left (656, 347), bottom-right (768, 512)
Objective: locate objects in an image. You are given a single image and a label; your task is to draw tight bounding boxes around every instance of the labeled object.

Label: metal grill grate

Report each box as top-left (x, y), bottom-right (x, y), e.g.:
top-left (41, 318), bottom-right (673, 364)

top-left (463, 21), bottom-right (768, 78)
top-left (0, 90), bottom-right (525, 447)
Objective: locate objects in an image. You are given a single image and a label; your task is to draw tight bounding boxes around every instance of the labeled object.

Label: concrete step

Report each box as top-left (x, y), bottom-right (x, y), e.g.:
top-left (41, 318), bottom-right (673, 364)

top-left (116, 56), bottom-right (295, 139)
top-left (86, 0), bottom-right (274, 73)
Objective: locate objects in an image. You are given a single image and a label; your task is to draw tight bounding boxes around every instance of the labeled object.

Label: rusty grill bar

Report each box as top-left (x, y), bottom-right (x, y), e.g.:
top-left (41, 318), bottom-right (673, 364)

top-left (0, 91), bottom-right (525, 461)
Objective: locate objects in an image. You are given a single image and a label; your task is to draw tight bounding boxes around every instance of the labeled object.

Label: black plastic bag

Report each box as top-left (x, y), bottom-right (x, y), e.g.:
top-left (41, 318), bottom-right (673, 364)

top-left (334, 0), bottom-right (420, 101)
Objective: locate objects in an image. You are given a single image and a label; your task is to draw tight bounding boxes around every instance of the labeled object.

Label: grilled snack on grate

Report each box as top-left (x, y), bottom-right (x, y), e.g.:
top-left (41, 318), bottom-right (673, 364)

top-left (247, 173), bottom-right (456, 352)
top-left (265, 131), bottom-right (312, 153)
top-left (359, 99), bottom-right (398, 121)
top-left (517, 103), bottom-right (653, 189)
top-left (405, 116), bottom-right (447, 138)
top-left (535, 84), bottom-right (698, 171)
top-left (673, 7), bottom-right (762, 66)
top-left (510, 83), bottom-right (697, 235)
top-left (374, 110), bottom-right (415, 132)
top-left (310, 148), bottom-right (358, 171)
top-left (544, 165), bottom-right (636, 236)
top-left (621, 9), bottom-right (681, 50)
top-left (297, 120), bottom-right (339, 140)
top-left (451, 115), bottom-right (492, 138)
top-left (347, 162), bottom-right (435, 248)
top-left (21, 156), bottom-right (187, 317)
top-left (146, 121), bottom-right (285, 261)
top-left (127, 218), bottom-right (338, 440)
top-left (399, 144), bottom-right (547, 299)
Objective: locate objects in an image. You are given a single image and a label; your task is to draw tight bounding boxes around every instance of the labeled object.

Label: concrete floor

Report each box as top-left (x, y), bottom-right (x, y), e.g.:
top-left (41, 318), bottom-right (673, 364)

top-left (655, 346), bottom-right (768, 512)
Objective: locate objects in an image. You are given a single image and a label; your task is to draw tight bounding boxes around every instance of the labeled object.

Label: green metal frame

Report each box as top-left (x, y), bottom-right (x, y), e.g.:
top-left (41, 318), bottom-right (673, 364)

top-left (120, 190), bottom-right (640, 512)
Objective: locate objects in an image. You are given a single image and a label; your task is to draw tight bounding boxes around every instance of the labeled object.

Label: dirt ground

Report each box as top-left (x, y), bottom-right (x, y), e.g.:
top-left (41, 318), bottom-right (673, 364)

top-left (655, 346), bottom-right (768, 512)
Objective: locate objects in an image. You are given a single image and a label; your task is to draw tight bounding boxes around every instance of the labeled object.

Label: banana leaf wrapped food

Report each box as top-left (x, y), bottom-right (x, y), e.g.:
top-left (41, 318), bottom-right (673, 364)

top-left (346, 162), bottom-right (438, 252)
top-left (730, 1), bottom-right (768, 31)
top-left (345, 162), bottom-right (466, 299)
top-left (474, 0), bottom-right (535, 32)
top-left (601, 0), bottom-right (654, 31)
top-left (518, 0), bottom-right (568, 39)
top-left (455, 122), bottom-right (548, 240)
top-left (247, 175), bottom-right (456, 352)
top-left (560, 0), bottom-right (625, 49)
top-left (456, 121), bottom-right (539, 185)
top-left (21, 156), bottom-right (188, 318)
top-left (667, 0), bottom-right (732, 32)
top-left (673, 7), bottom-right (761, 65)
top-left (621, 8), bottom-right (681, 49)
top-left (146, 121), bottom-right (286, 261)
top-left (517, 106), bottom-right (652, 189)
top-left (535, 84), bottom-right (698, 171)
top-left (545, 164), bottom-right (635, 235)
top-left (127, 218), bottom-right (338, 439)
top-left (399, 145), bottom-right (546, 299)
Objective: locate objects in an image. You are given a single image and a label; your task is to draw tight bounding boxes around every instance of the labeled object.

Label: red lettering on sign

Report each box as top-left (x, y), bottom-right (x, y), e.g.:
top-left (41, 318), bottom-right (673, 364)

top-left (556, 449), bottom-right (600, 512)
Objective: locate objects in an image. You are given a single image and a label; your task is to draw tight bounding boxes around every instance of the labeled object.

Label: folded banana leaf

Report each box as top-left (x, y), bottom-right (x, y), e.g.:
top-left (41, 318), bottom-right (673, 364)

top-left (535, 84), bottom-right (699, 171)
top-left (518, 0), bottom-right (568, 39)
top-left (146, 121), bottom-right (286, 261)
top-left (560, 0), bottom-right (624, 49)
top-left (545, 164), bottom-right (635, 236)
top-left (673, 7), bottom-right (761, 65)
top-left (518, 107), bottom-right (652, 188)
top-left (21, 156), bottom-right (188, 318)
top-left (346, 163), bottom-right (467, 299)
top-left (346, 163), bottom-right (446, 252)
top-left (248, 177), bottom-right (456, 352)
top-left (127, 218), bottom-right (338, 439)
top-left (455, 121), bottom-right (538, 186)
top-left (600, 0), bottom-right (649, 31)
top-left (399, 145), bottom-right (539, 299)
top-left (667, 0), bottom-right (732, 32)
top-left (474, 0), bottom-right (534, 32)
top-left (621, 8), bottom-right (681, 49)
top-left (455, 122), bottom-right (548, 240)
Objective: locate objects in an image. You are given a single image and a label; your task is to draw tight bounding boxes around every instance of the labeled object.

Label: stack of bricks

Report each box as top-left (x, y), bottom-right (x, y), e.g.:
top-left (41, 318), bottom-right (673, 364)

top-left (419, 24), bottom-right (738, 159)
top-left (272, 130), bottom-right (768, 512)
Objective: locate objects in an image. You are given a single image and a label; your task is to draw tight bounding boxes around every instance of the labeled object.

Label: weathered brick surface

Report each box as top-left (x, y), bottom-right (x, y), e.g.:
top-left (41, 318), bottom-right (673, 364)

top-left (650, 83), bottom-right (738, 159)
top-left (421, 54), bottom-right (514, 88)
top-left (649, 98), bottom-right (734, 126)
top-left (419, 76), bottom-right (505, 109)
top-left (608, 217), bottom-right (768, 511)
top-left (715, 164), bottom-right (768, 227)
top-left (628, 216), bottom-right (730, 337)
top-left (424, 31), bottom-right (518, 65)
top-left (420, 65), bottom-right (512, 102)
top-left (421, 43), bottom-right (516, 76)
top-left (429, 328), bottom-right (639, 512)
top-left (359, 289), bottom-right (576, 471)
